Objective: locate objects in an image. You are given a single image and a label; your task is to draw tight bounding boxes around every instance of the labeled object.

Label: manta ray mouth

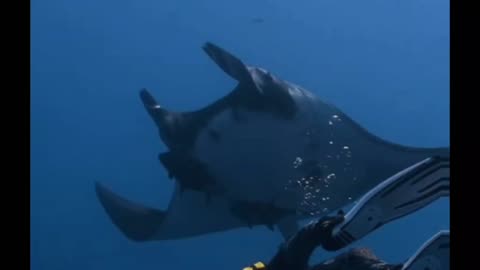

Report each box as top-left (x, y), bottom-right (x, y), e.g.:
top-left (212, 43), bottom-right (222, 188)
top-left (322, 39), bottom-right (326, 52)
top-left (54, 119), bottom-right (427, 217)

top-left (139, 42), bottom-right (300, 151)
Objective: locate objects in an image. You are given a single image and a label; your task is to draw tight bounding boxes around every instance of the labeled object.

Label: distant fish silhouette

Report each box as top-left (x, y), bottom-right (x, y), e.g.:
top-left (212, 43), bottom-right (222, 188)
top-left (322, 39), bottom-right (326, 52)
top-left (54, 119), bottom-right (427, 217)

top-left (252, 17), bottom-right (265, 23)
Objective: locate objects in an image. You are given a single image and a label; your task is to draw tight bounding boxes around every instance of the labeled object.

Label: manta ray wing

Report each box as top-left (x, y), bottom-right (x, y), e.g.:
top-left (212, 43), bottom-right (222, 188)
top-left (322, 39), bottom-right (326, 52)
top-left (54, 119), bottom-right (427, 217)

top-left (96, 181), bottom-right (250, 241)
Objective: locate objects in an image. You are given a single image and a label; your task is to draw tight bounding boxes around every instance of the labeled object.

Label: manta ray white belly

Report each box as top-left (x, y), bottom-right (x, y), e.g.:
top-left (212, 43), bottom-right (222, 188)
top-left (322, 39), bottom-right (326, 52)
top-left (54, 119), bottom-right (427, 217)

top-left (192, 92), bottom-right (370, 216)
top-left (95, 42), bottom-right (449, 242)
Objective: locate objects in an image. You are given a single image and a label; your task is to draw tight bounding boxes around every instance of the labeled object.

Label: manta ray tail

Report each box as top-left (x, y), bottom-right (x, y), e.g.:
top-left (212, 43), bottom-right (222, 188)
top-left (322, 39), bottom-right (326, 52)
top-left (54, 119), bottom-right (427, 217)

top-left (95, 182), bottom-right (166, 242)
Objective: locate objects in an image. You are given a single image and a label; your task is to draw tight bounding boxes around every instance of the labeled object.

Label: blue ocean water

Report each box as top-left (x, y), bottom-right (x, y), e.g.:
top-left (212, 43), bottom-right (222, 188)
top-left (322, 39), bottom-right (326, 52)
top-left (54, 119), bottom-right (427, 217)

top-left (31, 0), bottom-right (449, 269)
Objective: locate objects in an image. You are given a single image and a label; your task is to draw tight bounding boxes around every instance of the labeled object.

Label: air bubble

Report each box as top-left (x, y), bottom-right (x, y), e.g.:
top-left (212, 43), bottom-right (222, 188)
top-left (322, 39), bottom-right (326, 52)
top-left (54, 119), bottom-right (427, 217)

top-left (293, 157), bottom-right (303, 168)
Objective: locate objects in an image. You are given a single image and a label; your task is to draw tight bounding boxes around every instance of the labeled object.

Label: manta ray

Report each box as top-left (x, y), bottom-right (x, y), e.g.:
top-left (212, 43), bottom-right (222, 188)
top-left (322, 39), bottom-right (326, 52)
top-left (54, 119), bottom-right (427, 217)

top-left (95, 42), bottom-right (449, 242)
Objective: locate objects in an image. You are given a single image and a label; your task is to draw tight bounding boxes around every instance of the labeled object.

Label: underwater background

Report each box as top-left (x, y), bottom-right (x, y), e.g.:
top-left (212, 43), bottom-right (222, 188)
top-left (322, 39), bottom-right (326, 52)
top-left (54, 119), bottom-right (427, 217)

top-left (31, 0), bottom-right (449, 269)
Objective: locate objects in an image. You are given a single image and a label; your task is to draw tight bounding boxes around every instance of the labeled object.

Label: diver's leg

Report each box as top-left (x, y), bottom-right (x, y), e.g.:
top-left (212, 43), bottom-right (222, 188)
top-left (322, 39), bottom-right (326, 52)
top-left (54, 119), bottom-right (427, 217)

top-left (267, 214), bottom-right (345, 270)
top-left (309, 247), bottom-right (404, 270)
top-left (320, 156), bottom-right (449, 251)
top-left (401, 230), bottom-right (450, 270)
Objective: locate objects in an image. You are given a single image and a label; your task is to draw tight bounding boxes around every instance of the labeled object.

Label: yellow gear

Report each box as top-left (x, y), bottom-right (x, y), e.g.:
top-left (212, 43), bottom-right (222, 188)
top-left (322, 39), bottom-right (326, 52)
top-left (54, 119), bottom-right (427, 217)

top-left (243, 261), bottom-right (266, 270)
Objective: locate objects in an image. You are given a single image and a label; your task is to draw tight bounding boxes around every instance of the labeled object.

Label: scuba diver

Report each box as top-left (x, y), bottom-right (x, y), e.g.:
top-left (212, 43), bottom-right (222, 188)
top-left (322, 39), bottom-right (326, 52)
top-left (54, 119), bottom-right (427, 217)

top-left (243, 156), bottom-right (450, 270)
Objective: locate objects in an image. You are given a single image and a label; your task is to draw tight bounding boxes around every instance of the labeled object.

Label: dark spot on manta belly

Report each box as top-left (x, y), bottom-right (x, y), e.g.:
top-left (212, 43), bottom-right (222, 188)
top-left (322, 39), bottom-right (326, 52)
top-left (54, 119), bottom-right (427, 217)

top-left (306, 142), bottom-right (321, 152)
top-left (307, 166), bottom-right (324, 179)
top-left (208, 129), bottom-right (221, 142)
top-left (301, 160), bottom-right (324, 179)
top-left (231, 108), bottom-right (247, 123)
top-left (158, 151), bottom-right (220, 193)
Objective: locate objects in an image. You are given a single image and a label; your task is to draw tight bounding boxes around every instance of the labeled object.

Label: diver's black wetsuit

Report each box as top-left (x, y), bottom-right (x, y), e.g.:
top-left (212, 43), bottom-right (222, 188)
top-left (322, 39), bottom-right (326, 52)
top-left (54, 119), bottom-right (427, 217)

top-left (250, 156), bottom-right (450, 270)
top-left (265, 213), bottom-right (403, 270)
